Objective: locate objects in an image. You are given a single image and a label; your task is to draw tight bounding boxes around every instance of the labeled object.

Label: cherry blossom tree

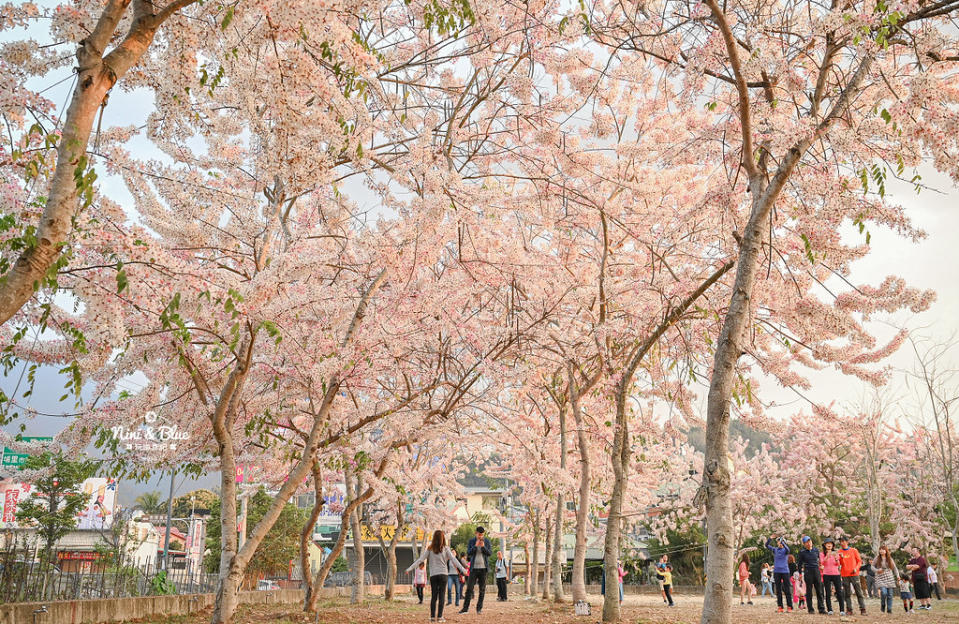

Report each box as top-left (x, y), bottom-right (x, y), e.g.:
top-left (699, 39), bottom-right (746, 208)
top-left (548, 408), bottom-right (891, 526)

top-left (19, 2), bottom-right (587, 622)
top-left (586, 0), bottom-right (957, 620)
top-left (907, 335), bottom-right (959, 560)
top-left (5, 5), bottom-right (957, 624)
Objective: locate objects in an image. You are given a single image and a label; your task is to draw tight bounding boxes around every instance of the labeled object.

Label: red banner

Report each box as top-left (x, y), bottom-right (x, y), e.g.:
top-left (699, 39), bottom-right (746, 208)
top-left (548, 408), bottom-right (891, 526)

top-left (3, 489), bottom-right (19, 523)
top-left (58, 551), bottom-right (99, 561)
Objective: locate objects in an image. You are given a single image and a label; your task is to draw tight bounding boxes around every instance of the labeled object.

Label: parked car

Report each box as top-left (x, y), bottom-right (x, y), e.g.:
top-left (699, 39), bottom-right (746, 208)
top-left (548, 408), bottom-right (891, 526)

top-left (257, 579), bottom-right (281, 591)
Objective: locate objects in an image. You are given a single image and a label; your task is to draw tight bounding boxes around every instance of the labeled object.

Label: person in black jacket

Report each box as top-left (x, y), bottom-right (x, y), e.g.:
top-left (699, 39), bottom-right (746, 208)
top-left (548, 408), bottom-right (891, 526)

top-left (459, 526), bottom-right (493, 614)
top-left (797, 536), bottom-right (826, 614)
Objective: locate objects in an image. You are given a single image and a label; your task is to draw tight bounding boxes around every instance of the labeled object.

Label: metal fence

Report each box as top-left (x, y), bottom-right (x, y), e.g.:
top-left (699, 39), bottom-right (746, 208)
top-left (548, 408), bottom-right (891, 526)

top-left (1, 541), bottom-right (426, 604)
top-left (0, 544), bottom-right (217, 604)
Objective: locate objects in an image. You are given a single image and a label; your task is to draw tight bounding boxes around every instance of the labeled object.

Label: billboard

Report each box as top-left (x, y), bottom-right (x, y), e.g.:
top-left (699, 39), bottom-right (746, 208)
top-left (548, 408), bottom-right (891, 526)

top-left (0, 477), bottom-right (117, 530)
top-left (75, 478), bottom-right (118, 530)
top-left (316, 483), bottom-right (346, 526)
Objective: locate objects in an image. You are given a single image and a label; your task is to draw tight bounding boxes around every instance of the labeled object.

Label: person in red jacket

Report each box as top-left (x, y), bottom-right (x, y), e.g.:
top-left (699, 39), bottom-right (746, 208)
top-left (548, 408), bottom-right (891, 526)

top-left (839, 537), bottom-right (866, 615)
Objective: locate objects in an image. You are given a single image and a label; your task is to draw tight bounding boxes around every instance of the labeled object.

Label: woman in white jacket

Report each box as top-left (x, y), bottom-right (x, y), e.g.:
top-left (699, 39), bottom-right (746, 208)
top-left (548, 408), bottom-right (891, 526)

top-left (407, 530), bottom-right (466, 622)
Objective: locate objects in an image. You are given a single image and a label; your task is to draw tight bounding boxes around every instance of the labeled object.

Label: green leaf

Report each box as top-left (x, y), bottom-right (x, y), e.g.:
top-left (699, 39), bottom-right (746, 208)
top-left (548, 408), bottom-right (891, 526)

top-left (221, 5), bottom-right (234, 30)
top-left (116, 262), bottom-right (128, 293)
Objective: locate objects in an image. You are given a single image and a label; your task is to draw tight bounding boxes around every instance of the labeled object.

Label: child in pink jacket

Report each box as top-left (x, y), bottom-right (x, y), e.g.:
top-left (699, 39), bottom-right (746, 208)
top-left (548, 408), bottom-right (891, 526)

top-left (794, 571), bottom-right (806, 609)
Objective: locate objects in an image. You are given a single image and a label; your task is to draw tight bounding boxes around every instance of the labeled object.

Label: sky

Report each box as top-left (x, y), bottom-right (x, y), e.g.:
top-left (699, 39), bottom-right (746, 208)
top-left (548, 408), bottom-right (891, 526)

top-left (1, 22), bottom-right (958, 506)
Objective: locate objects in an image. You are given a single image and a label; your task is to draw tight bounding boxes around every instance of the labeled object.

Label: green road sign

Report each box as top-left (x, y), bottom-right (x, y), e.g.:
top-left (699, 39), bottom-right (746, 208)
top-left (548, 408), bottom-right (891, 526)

top-left (1, 436), bottom-right (53, 468)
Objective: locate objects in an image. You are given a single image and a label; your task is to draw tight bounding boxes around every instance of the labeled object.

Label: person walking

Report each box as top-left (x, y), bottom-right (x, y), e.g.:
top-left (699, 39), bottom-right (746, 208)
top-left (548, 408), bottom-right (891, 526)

top-left (906, 546), bottom-right (932, 611)
top-left (765, 534), bottom-right (794, 612)
top-left (446, 547), bottom-right (463, 607)
top-left (459, 526), bottom-right (492, 615)
top-left (839, 537), bottom-right (866, 615)
top-left (797, 536), bottom-right (826, 614)
top-left (821, 538), bottom-right (843, 615)
top-left (873, 544), bottom-right (899, 613)
top-left (761, 563), bottom-right (774, 596)
top-left (738, 552), bottom-right (754, 605)
top-left (495, 551), bottom-right (509, 601)
top-left (928, 562), bottom-right (942, 600)
top-left (414, 562), bottom-right (427, 604)
top-left (407, 529), bottom-right (466, 623)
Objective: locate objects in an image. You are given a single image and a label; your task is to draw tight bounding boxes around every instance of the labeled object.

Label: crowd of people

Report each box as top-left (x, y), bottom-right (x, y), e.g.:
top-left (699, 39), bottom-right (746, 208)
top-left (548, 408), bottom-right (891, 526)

top-left (737, 535), bottom-right (943, 615)
top-left (408, 526), bottom-right (510, 622)
top-left (407, 527), bottom-right (945, 621)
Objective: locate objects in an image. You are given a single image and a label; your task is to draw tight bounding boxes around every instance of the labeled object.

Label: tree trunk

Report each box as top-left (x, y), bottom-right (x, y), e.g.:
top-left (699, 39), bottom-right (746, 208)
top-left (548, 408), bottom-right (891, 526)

top-left (951, 514), bottom-right (959, 567)
top-left (210, 339), bottom-right (253, 624)
top-left (348, 471), bottom-right (366, 604)
top-left (300, 460), bottom-right (323, 609)
top-left (569, 368), bottom-right (590, 603)
top-left (212, 375), bottom-right (339, 623)
top-left (945, 486), bottom-right (959, 567)
top-left (0, 0), bottom-right (195, 325)
top-left (383, 503), bottom-right (403, 601)
top-left (542, 507), bottom-right (553, 601)
top-left (215, 274), bottom-right (385, 623)
top-left (552, 403), bottom-right (568, 602)
top-left (384, 536), bottom-right (398, 601)
top-left (552, 493), bottom-right (565, 601)
top-left (700, 195), bottom-right (772, 624)
top-left (307, 482), bottom-right (375, 612)
top-left (523, 542), bottom-right (531, 595)
top-left (411, 531), bottom-right (421, 560)
top-left (530, 512), bottom-right (540, 597)
top-left (597, 258), bottom-right (734, 622)
top-left (601, 388), bottom-right (631, 622)
top-left (866, 450), bottom-right (882, 556)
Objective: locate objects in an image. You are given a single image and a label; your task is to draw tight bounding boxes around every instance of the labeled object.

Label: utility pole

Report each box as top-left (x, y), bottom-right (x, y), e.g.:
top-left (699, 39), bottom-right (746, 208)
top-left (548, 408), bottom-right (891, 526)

top-left (506, 485), bottom-right (513, 577)
top-left (162, 470), bottom-right (175, 571)
top-left (500, 496), bottom-right (507, 552)
top-left (189, 495), bottom-right (196, 576)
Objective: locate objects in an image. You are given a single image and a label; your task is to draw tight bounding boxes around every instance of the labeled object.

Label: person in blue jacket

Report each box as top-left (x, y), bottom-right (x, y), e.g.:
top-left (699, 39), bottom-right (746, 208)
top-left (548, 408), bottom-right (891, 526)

top-left (797, 535), bottom-right (826, 614)
top-left (459, 526), bottom-right (493, 614)
top-left (765, 534), bottom-right (794, 612)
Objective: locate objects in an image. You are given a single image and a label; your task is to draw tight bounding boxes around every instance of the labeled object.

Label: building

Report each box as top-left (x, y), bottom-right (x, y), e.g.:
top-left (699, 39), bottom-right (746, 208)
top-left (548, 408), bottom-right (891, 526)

top-left (0, 512), bottom-right (163, 573)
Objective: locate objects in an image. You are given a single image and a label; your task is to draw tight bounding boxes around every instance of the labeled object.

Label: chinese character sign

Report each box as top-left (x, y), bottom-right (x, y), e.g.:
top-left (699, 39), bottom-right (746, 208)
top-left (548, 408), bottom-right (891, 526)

top-left (0, 482), bottom-right (32, 527)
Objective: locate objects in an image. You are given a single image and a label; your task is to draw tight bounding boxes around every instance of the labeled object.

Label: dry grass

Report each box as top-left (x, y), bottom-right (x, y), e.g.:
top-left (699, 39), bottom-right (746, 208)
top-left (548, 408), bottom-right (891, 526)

top-left (134, 591), bottom-right (959, 624)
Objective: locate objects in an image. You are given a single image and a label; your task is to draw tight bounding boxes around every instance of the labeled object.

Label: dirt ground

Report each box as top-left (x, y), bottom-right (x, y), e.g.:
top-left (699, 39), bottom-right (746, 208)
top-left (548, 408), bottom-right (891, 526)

top-left (137, 592), bottom-right (959, 624)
